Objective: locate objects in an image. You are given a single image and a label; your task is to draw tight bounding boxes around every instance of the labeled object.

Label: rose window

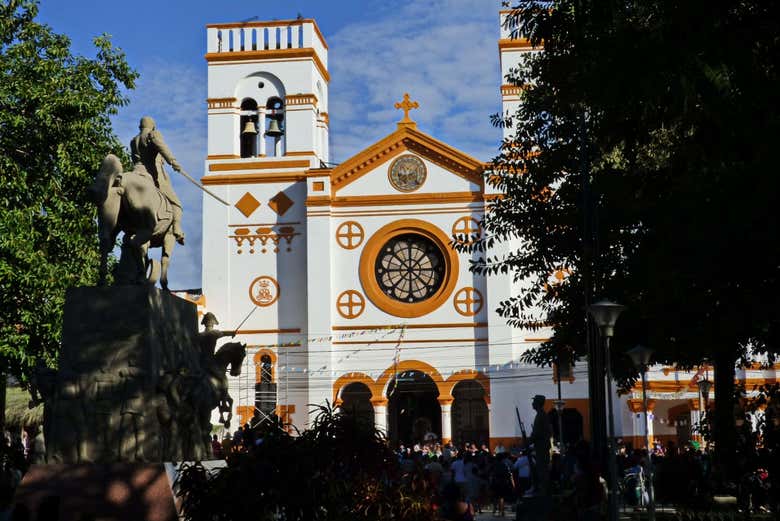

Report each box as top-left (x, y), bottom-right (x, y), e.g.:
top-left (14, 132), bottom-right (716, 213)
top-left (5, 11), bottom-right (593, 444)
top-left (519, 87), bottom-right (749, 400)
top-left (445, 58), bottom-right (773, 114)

top-left (374, 234), bottom-right (445, 303)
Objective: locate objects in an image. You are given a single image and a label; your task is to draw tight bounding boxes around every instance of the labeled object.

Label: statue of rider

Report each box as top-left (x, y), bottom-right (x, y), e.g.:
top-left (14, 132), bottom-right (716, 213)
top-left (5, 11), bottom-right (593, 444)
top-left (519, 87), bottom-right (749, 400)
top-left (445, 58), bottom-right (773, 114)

top-left (130, 116), bottom-right (186, 245)
top-left (199, 312), bottom-right (236, 379)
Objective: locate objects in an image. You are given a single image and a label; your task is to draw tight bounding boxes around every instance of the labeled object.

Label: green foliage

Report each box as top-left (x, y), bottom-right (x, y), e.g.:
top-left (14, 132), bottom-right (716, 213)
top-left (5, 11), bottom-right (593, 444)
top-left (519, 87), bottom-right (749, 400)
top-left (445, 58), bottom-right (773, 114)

top-left (176, 404), bottom-right (434, 521)
top-left (457, 0), bottom-right (780, 471)
top-left (0, 0), bottom-right (137, 379)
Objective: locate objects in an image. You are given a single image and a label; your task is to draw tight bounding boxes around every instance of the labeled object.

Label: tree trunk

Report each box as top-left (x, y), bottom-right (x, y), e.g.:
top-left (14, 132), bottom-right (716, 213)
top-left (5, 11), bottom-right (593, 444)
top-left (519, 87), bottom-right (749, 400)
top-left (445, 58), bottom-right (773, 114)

top-left (712, 349), bottom-right (737, 480)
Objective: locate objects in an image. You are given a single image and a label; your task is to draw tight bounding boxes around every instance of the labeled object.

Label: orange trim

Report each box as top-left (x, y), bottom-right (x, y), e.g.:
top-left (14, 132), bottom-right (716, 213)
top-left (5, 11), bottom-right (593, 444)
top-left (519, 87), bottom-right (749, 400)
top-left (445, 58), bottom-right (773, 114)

top-left (627, 398), bottom-right (656, 413)
top-left (321, 112), bottom-right (329, 125)
top-left (359, 219), bottom-right (460, 318)
top-left (238, 328), bottom-right (300, 335)
top-left (331, 322), bottom-right (488, 331)
top-left (285, 93), bottom-right (318, 106)
top-left (442, 369), bottom-right (491, 405)
top-left (206, 97), bottom-right (237, 109)
top-left (203, 172), bottom-right (308, 185)
top-left (331, 191), bottom-right (482, 208)
top-left (438, 396), bottom-right (454, 406)
top-left (312, 181), bottom-right (325, 192)
top-left (236, 405), bottom-right (254, 427)
top-left (334, 208), bottom-right (484, 218)
top-left (330, 126), bottom-right (485, 190)
top-left (370, 397), bottom-right (389, 407)
top-left (305, 195), bottom-right (331, 207)
top-left (205, 47), bottom-right (330, 82)
top-left (376, 360), bottom-right (446, 398)
top-left (333, 372), bottom-right (375, 403)
top-left (208, 160), bottom-right (310, 172)
top-left (332, 338), bottom-right (489, 345)
top-left (500, 84), bottom-right (527, 96)
top-left (253, 349), bottom-right (278, 383)
top-left (498, 38), bottom-right (534, 50)
top-left (207, 154), bottom-right (240, 160)
top-left (285, 150), bottom-right (316, 156)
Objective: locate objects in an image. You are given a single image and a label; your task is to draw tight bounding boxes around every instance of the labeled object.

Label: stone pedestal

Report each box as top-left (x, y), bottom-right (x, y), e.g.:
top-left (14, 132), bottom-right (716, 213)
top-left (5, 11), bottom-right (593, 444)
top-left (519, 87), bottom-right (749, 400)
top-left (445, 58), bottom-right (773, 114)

top-left (43, 286), bottom-right (208, 463)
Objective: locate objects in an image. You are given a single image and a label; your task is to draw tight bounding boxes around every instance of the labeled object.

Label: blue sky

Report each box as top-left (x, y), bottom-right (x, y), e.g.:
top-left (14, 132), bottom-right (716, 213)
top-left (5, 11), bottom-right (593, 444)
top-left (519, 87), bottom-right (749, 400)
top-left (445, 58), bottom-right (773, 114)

top-left (38, 0), bottom-right (505, 290)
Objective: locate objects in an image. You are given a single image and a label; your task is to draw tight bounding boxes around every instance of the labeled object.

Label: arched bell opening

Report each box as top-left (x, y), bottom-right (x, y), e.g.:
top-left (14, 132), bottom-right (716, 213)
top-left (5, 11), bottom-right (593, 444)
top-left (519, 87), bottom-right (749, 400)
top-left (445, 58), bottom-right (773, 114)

top-left (264, 96), bottom-right (285, 157)
top-left (452, 380), bottom-right (489, 446)
top-left (339, 382), bottom-right (374, 426)
top-left (387, 371), bottom-right (441, 445)
top-left (239, 98), bottom-right (259, 158)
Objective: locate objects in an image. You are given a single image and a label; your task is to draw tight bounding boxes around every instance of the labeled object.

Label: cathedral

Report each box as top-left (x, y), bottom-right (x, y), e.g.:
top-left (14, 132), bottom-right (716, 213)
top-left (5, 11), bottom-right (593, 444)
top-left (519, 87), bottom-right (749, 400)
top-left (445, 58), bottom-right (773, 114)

top-left (196, 12), bottom-right (777, 450)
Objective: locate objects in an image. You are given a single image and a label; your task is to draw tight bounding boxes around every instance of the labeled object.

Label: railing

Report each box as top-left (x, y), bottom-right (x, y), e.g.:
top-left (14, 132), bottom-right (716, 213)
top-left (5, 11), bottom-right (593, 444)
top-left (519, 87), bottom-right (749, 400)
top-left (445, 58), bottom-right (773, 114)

top-left (206, 20), bottom-right (327, 67)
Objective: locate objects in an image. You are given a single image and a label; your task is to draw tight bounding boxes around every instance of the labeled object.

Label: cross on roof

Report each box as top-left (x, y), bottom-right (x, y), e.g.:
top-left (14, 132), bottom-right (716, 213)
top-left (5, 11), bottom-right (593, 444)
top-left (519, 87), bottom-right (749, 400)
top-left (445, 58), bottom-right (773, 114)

top-left (394, 93), bottom-right (419, 125)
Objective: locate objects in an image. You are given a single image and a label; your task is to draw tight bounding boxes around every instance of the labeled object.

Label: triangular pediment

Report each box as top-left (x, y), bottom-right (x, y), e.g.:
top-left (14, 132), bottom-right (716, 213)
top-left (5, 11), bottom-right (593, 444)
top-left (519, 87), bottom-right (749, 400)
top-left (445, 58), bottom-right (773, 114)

top-left (330, 124), bottom-right (486, 192)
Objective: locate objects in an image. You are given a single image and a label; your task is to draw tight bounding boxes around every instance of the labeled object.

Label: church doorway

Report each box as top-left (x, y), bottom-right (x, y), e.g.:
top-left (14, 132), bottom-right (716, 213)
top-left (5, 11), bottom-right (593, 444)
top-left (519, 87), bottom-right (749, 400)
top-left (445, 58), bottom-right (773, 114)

top-left (547, 408), bottom-right (584, 445)
top-left (339, 382), bottom-right (374, 425)
top-left (387, 371), bottom-right (441, 445)
top-left (452, 380), bottom-right (489, 445)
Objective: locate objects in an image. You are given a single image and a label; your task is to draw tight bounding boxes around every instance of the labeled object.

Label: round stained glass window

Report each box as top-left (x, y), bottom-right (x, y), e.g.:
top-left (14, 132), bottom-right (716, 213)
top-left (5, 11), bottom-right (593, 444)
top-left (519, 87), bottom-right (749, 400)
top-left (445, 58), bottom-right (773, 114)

top-left (374, 234), bottom-right (445, 303)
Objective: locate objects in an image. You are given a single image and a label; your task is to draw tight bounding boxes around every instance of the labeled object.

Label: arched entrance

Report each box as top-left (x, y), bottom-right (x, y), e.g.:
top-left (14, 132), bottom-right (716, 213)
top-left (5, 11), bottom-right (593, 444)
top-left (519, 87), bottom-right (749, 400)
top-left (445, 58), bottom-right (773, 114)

top-left (387, 371), bottom-right (441, 444)
top-left (547, 408), bottom-right (584, 445)
top-left (452, 380), bottom-right (489, 445)
top-left (339, 382), bottom-right (374, 425)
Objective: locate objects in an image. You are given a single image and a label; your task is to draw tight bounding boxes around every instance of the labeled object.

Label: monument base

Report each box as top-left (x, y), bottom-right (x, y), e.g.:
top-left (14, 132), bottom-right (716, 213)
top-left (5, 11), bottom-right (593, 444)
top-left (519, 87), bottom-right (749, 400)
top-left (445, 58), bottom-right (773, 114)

top-left (41, 285), bottom-right (209, 463)
top-left (13, 464), bottom-right (178, 521)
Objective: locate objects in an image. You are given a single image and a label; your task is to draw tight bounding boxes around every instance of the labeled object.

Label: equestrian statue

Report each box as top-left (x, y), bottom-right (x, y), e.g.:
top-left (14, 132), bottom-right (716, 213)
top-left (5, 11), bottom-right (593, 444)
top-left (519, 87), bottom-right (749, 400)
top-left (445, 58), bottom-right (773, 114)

top-left (88, 116), bottom-right (227, 289)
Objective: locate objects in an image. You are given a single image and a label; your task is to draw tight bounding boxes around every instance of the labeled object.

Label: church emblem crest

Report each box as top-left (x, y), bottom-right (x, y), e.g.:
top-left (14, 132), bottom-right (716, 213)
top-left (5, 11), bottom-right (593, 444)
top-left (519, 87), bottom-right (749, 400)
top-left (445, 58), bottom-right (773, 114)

top-left (388, 155), bottom-right (427, 193)
top-left (249, 276), bottom-right (280, 307)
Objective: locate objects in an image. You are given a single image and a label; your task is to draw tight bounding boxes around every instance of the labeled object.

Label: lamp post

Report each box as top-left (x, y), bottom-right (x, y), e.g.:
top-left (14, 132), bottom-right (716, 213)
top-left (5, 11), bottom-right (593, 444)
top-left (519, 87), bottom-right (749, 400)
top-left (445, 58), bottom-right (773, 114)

top-left (588, 300), bottom-right (626, 521)
top-left (555, 348), bottom-right (567, 455)
top-left (627, 344), bottom-right (656, 521)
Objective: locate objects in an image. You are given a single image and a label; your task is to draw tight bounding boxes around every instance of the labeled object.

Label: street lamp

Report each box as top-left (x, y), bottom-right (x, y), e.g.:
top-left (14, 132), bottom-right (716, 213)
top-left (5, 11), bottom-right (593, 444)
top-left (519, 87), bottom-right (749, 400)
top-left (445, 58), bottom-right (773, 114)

top-left (588, 299), bottom-right (625, 521)
top-left (627, 344), bottom-right (656, 521)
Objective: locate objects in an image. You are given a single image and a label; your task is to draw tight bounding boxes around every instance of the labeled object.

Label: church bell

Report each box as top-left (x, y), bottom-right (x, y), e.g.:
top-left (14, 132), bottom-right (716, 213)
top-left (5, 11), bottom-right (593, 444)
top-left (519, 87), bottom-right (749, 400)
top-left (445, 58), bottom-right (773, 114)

top-left (241, 120), bottom-right (258, 135)
top-left (265, 118), bottom-right (284, 138)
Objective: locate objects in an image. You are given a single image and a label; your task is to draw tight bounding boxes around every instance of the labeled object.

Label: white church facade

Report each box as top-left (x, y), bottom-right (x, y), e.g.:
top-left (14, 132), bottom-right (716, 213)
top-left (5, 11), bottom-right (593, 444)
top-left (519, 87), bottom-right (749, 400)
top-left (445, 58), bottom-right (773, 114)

top-left (195, 13), bottom-right (778, 450)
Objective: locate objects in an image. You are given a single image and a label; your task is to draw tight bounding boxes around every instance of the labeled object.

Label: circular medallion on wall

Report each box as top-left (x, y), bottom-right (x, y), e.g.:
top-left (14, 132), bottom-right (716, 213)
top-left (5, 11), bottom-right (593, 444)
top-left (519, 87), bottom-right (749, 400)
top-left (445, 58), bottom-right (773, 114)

top-left (249, 276), bottom-right (280, 307)
top-left (336, 290), bottom-right (366, 319)
top-left (453, 287), bottom-right (484, 316)
top-left (388, 154), bottom-right (427, 193)
top-left (451, 216), bottom-right (482, 245)
top-left (335, 221), bottom-right (365, 250)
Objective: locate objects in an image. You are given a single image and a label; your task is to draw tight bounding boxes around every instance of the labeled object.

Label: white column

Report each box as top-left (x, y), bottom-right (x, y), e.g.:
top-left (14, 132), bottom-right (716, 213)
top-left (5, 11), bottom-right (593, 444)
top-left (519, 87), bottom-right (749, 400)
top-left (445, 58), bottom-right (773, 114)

top-left (373, 399), bottom-right (388, 435)
top-left (440, 400), bottom-right (453, 444)
top-left (258, 107), bottom-right (266, 157)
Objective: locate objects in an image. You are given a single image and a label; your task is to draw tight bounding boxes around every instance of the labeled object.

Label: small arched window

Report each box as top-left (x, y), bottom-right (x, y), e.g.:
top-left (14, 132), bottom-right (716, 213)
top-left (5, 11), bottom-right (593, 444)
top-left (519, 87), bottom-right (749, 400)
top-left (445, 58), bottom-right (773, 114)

top-left (260, 355), bottom-right (273, 383)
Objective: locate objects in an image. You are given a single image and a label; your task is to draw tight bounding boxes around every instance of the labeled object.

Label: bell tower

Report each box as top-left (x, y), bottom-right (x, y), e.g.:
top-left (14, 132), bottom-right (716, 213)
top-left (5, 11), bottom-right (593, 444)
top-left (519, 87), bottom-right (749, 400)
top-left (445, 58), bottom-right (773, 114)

top-left (205, 19), bottom-right (329, 161)
top-left (201, 19), bottom-right (331, 430)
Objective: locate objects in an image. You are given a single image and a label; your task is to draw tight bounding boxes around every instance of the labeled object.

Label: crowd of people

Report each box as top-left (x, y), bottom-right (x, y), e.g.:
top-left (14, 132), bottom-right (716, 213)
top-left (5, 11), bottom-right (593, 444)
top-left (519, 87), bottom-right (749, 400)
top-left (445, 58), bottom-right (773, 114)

top-left (389, 438), bottom-right (606, 520)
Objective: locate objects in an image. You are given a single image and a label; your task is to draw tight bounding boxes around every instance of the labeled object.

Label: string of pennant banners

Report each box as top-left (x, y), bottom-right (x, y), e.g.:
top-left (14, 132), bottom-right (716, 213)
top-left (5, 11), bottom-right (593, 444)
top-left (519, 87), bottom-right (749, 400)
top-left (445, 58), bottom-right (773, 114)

top-left (247, 324), bottom-right (406, 349)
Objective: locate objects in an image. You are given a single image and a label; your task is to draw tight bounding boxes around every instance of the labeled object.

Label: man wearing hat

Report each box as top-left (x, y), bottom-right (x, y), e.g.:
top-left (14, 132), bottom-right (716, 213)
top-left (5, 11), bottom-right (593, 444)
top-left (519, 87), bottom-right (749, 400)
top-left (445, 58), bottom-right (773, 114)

top-left (199, 312), bottom-right (236, 365)
top-left (130, 116), bottom-right (186, 244)
top-left (530, 394), bottom-right (553, 495)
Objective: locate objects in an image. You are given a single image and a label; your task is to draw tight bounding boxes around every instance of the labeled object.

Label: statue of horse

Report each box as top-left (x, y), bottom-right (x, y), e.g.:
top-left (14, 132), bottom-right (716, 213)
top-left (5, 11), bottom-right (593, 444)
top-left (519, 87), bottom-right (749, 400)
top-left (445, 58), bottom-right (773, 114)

top-left (87, 154), bottom-right (177, 289)
top-left (201, 341), bottom-right (246, 428)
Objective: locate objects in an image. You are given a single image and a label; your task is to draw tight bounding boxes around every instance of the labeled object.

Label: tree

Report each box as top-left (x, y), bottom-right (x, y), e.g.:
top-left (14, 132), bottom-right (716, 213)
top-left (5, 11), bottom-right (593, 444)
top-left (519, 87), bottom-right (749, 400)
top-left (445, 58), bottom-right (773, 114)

top-left (0, 0), bottom-right (137, 396)
top-left (461, 0), bottom-right (780, 478)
